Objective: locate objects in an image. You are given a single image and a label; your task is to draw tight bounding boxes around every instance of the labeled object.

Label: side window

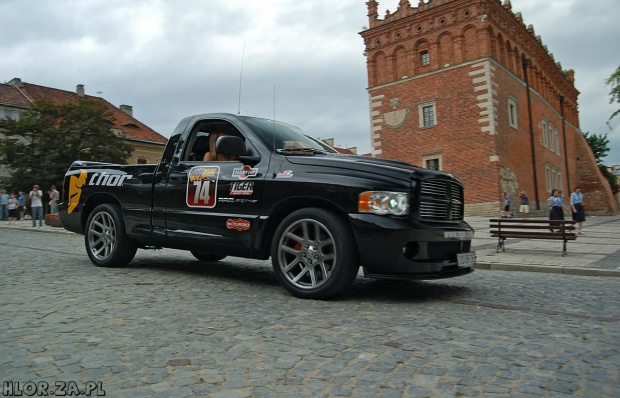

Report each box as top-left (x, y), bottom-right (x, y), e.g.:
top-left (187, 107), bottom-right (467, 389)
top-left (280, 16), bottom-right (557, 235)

top-left (183, 121), bottom-right (247, 162)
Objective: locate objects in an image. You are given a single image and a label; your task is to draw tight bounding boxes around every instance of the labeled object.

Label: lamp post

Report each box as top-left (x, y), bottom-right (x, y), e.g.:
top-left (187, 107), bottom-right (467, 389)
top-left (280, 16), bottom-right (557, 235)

top-left (522, 56), bottom-right (540, 210)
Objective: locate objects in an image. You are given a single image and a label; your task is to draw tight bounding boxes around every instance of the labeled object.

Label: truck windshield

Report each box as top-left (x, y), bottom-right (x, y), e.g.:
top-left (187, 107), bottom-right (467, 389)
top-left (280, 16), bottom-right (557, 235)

top-left (243, 117), bottom-right (338, 155)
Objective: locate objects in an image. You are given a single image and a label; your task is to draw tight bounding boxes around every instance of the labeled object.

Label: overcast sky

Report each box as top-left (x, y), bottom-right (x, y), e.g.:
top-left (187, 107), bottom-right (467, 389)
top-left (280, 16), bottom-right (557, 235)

top-left (2, 0), bottom-right (619, 163)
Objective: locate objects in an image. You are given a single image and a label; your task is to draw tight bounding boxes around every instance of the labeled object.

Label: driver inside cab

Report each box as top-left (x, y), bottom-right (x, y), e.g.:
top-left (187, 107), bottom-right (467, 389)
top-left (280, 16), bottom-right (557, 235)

top-left (203, 132), bottom-right (237, 162)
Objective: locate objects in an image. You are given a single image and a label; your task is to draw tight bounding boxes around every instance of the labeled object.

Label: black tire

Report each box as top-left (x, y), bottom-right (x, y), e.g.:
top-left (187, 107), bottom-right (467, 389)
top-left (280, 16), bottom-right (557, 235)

top-left (271, 208), bottom-right (359, 299)
top-left (191, 251), bottom-right (227, 262)
top-left (85, 204), bottom-right (137, 267)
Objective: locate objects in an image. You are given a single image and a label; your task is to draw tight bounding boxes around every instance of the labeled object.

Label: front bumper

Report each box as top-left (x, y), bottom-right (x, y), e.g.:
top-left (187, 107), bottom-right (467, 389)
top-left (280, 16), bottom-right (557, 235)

top-left (348, 213), bottom-right (475, 280)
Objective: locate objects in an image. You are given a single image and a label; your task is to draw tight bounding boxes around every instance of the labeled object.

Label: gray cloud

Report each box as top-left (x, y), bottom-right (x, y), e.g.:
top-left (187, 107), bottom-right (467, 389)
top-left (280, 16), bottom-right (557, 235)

top-left (2, 0), bottom-right (619, 160)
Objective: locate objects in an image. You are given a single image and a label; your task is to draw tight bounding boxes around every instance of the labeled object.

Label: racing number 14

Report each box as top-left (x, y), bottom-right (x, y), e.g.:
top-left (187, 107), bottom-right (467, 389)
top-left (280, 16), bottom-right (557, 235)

top-left (193, 180), bottom-right (210, 204)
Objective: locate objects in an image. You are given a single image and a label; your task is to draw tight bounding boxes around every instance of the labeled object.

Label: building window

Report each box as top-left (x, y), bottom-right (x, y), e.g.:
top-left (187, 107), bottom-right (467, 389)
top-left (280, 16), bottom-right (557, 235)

top-left (423, 153), bottom-right (443, 171)
top-left (420, 51), bottom-right (430, 66)
top-left (508, 97), bottom-right (518, 128)
top-left (418, 101), bottom-right (437, 128)
top-left (542, 118), bottom-right (548, 148)
top-left (546, 164), bottom-right (563, 192)
top-left (554, 129), bottom-right (560, 155)
top-left (3, 109), bottom-right (13, 120)
top-left (426, 158), bottom-right (440, 171)
top-left (549, 126), bottom-right (555, 152)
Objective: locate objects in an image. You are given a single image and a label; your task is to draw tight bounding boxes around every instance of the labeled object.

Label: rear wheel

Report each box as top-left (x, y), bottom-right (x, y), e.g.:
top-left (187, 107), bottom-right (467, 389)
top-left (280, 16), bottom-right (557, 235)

top-left (271, 208), bottom-right (359, 299)
top-left (191, 251), bottom-right (227, 262)
top-left (85, 204), bottom-right (137, 267)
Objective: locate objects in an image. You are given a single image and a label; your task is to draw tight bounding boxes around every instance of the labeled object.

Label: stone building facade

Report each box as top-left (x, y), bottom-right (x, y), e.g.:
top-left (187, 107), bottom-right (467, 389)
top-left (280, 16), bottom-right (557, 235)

top-left (0, 78), bottom-right (167, 181)
top-left (360, 0), bottom-right (617, 215)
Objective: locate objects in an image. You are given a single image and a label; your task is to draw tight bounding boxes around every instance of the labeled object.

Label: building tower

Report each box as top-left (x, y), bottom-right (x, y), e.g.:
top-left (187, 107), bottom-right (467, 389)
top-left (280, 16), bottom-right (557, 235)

top-left (360, 0), bottom-right (617, 214)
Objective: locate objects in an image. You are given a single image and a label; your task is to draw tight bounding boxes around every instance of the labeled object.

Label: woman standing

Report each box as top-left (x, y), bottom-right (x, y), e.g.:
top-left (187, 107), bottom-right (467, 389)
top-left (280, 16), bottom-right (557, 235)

top-left (548, 189), bottom-right (564, 232)
top-left (571, 187), bottom-right (586, 234)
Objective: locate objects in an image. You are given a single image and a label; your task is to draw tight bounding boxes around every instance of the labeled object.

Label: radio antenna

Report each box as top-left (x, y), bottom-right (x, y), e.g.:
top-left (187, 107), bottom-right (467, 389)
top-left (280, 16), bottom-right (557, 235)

top-left (237, 41), bottom-right (246, 115)
top-left (273, 85), bottom-right (276, 152)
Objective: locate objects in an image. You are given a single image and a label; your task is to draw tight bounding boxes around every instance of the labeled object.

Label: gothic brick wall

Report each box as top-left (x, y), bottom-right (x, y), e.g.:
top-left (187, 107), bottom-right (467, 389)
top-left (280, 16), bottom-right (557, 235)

top-left (360, 0), bottom-right (617, 215)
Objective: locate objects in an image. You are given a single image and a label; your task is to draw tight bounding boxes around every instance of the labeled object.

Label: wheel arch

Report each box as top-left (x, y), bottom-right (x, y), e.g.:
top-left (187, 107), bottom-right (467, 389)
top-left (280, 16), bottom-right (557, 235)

top-left (80, 193), bottom-right (124, 232)
top-left (257, 197), bottom-right (352, 258)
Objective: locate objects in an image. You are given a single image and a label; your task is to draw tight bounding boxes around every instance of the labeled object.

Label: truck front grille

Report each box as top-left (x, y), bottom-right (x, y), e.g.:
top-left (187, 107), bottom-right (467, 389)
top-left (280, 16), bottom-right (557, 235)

top-left (419, 179), bottom-right (464, 221)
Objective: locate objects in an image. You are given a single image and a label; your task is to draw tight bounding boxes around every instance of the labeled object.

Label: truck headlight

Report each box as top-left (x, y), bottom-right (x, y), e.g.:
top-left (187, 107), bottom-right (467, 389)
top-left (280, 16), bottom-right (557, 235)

top-left (358, 191), bottom-right (409, 216)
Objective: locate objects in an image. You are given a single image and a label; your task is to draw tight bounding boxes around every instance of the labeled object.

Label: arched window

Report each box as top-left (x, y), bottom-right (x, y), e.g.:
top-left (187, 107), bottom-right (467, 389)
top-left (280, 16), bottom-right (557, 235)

top-left (420, 50), bottom-right (430, 66)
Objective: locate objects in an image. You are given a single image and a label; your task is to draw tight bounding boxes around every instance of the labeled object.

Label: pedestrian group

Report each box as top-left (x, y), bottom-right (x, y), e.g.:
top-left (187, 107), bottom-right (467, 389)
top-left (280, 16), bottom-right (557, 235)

top-left (0, 185), bottom-right (59, 230)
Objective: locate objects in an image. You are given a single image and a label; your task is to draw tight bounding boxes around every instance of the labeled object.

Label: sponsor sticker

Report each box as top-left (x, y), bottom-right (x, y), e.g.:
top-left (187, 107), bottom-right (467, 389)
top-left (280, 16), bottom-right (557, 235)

top-left (232, 165), bottom-right (258, 179)
top-left (230, 181), bottom-right (254, 196)
top-left (187, 166), bottom-right (219, 208)
top-left (68, 169), bottom-right (87, 214)
top-left (68, 169), bottom-right (133, 214)
top-left (226, 218), bottom-right (251, 231)
top-left (88, 171), bottom-right (133, 187)
top-left (275, 170), bottom-right (293, 179)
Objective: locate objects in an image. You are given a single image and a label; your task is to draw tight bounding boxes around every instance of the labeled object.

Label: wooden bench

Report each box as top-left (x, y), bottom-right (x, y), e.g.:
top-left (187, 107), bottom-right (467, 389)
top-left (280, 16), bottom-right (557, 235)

top-left (490, 218), bottom-right (577, 256)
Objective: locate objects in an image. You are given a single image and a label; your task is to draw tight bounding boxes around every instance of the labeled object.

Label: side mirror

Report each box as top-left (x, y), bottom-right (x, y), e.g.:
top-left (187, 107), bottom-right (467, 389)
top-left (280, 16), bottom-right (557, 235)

top-left (216, 136), bottom-right (246, 157)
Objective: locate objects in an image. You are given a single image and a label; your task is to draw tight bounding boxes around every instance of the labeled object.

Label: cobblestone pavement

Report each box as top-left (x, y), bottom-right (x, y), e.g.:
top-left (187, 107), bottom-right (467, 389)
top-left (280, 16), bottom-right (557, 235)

top-left (1, 229), bottom-right (619, 397)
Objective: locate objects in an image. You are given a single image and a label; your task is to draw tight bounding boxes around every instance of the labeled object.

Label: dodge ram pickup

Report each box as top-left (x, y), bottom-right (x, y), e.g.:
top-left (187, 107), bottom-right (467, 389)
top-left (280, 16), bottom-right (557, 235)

top-left (59, 113), bottom-right (475, 299)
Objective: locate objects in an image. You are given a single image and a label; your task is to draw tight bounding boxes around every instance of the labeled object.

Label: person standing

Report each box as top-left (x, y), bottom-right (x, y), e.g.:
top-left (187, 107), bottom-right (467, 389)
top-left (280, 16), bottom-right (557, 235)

top-left (17, 191), bottom-right (25, 221)
top-left (0, 189), bottom-right (8, 221)
top-left (48, 185), bottom-right (59, 214)
top-left (571, 186), bottom-right (586, 234)
top-left (519, 190), bottom-right (530, 220)
top-left (502, 192), bottom-right (511, 218)
top-left (548, 189), bottom-right (564, 232)
top-left (30, 184), bottom-right (43, 230)
top-left (7, 193), bottom-right (18, 224)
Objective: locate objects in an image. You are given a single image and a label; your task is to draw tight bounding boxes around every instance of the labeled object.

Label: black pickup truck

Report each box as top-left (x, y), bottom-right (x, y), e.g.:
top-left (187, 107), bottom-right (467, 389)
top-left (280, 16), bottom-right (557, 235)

top-left (59, 113), bottom-right (475, 299)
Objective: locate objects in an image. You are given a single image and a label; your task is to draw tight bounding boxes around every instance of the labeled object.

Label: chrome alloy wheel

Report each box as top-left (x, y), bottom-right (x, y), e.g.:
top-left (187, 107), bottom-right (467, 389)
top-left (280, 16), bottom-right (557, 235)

top-left (87, 211), bottom-right (117, 261)
top-left (277, 218), bottom-right (336, 290)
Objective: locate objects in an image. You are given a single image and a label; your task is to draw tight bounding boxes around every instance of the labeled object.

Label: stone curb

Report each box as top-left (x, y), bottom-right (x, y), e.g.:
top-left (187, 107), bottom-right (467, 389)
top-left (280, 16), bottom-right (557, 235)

top-left (475, 262), bottom-right (620, 277)
top-left (0, 223), bottom-right (74, 234)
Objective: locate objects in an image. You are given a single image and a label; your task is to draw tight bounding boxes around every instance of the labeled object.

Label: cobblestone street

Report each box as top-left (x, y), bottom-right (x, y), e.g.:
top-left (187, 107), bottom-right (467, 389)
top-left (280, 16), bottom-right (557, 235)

top-left (1, 228), bottom-right (619, 397)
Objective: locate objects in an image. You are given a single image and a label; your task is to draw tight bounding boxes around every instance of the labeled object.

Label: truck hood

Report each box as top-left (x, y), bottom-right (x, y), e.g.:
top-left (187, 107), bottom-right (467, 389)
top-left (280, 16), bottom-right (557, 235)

top-left (286, 154), bottom-right (454, 183)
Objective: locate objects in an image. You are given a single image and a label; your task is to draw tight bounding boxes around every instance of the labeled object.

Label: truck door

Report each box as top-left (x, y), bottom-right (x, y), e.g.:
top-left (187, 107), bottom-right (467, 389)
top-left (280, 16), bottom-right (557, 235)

top-left (164, 128), bottom-right (265, 255)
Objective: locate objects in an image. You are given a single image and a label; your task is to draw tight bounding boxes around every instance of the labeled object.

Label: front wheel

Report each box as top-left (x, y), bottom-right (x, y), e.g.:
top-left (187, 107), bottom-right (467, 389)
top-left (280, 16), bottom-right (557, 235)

top-left (85, 204), bottom-right (137, 267)
top-left (271, 208), bottom-right (359, 299)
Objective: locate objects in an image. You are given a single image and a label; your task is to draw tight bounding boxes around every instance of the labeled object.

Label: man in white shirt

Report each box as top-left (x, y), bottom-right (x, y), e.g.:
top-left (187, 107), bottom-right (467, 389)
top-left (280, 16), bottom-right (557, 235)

top-left (30, 184), bottom-right (43, 229)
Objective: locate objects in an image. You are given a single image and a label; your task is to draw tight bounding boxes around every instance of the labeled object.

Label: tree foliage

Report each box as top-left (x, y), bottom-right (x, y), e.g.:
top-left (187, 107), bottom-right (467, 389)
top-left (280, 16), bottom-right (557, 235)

top-left (0, 99), bottom-right (133, 192)
top-left (582, 131), bottom-right (618, 194)
top-left (582, 131), bottom-right (610, 165)
top-left (607, 64), bottom-right (620, 122)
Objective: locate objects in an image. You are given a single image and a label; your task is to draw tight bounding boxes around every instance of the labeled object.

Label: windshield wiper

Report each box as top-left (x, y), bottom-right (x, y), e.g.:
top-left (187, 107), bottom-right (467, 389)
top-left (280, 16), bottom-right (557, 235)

top-left (276, 148), bottom-right (329, 155)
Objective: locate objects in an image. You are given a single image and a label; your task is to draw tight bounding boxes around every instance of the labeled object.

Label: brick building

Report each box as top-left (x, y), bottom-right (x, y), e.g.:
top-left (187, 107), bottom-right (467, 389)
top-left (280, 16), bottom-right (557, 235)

top-left (360, 0), bottom-right (618, 215)
top-left (0, 78), bottom-right (167, 181)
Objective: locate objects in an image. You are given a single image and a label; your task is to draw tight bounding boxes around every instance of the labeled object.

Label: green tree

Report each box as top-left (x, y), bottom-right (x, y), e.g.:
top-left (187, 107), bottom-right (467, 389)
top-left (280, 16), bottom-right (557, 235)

top-left (582, 131), bottom-right (610, 164)
top-left (582, 131), bottom-right (618, 194)
top-left (607, 64), bottom-right (620, 122)
top-left (0, 99), bottom-right (133, 192)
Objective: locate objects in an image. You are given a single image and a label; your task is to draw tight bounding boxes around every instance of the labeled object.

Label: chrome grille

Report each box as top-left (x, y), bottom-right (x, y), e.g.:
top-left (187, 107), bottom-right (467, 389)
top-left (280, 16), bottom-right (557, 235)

top-left (419, 179), bottom-right (464, 221)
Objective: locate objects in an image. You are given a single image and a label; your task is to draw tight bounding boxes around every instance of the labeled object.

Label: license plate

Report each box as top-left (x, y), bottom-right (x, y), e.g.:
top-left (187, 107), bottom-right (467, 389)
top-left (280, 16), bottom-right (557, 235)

top-left (457, 252), bottom-right (476, 267)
